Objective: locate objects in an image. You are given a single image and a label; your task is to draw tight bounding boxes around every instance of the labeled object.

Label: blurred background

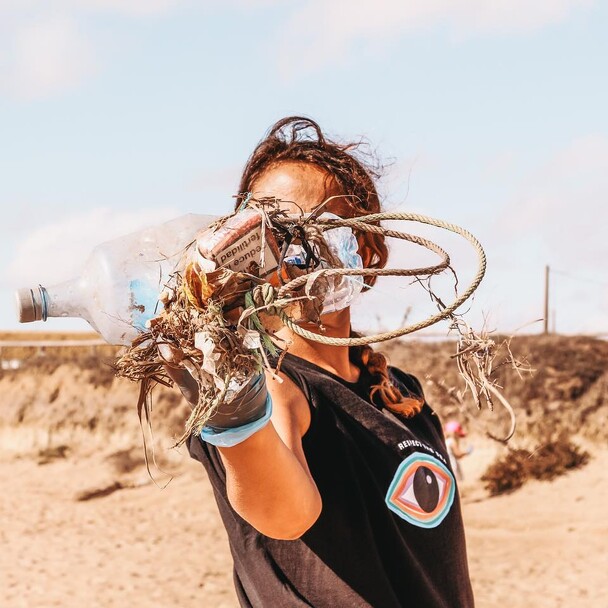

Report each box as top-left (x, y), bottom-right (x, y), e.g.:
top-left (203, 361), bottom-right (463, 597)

top-left (1, 0), bottom-right (607, 336)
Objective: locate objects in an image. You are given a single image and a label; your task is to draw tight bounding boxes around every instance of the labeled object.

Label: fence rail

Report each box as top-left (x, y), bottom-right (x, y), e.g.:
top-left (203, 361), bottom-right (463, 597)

top-left (0, 332), bottom-right (605, 351)
top-left (0, 339), bottom-right (108, 348)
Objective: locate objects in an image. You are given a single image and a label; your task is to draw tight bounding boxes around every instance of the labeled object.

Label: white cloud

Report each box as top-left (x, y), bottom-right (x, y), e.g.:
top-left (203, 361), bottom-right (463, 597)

top-left (2, 0), bottom-right (590, 95)
top-left (0, 0), bottom-right (186, 17)
top-left (487, 134), bottom-right (608, 333)
top-left (0, 0), bottom-right (281, 99)
top-left (6, 207), bottom-right (181, 287)
top-left (277, 0), bottom-right (595, 74)
top-left (498, 134), bottom-right (608, 268)
top-left (1, 17), bottom-right (97, 100)
top-left (188, 164), bottom-right (242, 194)
top-left (0, 0), bottom-right (275, 18)
top-left (0, 1), bottom-right (185, 100)
top-left (65, 0), bottom-right (192, 16)
top-left (353, 134), bottom-right (608, 336)
top-left (58, 0), bottom-right (276, 14)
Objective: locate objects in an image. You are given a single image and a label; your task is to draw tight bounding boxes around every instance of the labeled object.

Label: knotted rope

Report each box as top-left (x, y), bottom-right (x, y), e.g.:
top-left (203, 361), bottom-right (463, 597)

top-left (267, 212), bottom-right (486, 346)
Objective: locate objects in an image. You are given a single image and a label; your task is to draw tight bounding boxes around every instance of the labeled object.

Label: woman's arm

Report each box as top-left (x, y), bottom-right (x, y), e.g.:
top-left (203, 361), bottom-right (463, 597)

top-left (217, 371), bottom-right (322, 540)
top-left (449, 437), bottom-right (468, 459)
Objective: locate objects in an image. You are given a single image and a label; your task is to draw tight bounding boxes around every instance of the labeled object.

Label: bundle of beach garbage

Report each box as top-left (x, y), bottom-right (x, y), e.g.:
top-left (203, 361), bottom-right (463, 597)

top-left (114, 197), bottom-right (370, 444)
top-left (115, 196), bottom-right (518, 446)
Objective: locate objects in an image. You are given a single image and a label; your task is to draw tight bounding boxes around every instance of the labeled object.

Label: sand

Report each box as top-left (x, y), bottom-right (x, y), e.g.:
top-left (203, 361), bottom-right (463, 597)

top-left (1, 442), bottom-right (606, 608)
top-left (463, 445), bottom-right (608, 607)
top-left (1, 333), bottom-right (607, 607)
top-left (0, 450), bottom-right (236, 608)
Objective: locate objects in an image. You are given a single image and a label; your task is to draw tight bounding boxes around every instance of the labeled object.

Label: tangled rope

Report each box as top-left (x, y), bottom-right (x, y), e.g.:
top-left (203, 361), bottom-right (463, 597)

top-left (256, 209), bottom-right (517, 441)
top-left (272, 212), bottom-right (486, 347)
top-left (267, 210), bottom-right (520, 441)
top-left (116, 203), bottom-right (521, 446)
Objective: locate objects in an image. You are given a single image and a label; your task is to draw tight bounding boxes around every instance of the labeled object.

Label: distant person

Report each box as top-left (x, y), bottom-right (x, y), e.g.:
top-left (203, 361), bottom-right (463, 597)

top-left (444, 420), bottom-right (473, 481)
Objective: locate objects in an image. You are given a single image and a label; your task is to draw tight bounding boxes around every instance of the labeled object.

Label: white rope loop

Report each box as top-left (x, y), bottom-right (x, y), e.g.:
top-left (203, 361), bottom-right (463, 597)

top-left (277, 212), bottom-right (487, 346)
top-left (276, 227), bottom-right (451, 298)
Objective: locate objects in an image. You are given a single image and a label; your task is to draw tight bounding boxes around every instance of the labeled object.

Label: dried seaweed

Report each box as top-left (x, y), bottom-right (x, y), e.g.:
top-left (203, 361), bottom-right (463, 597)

top-left (416, 273), bottom-right (533, 442)
top-left (481, 435), bottom-right (590, 496)
top-left (115, 275), bottom-right (268, 446)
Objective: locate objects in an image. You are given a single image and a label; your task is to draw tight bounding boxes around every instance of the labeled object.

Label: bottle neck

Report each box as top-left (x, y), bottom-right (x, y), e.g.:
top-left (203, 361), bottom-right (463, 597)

top-left (43, 278), bottom-right (92, 325)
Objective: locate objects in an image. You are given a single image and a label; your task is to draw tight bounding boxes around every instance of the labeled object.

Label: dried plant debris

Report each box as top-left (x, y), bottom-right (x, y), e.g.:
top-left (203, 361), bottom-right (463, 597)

top-left (115, 197), bottom-right (516, 446)
top-left (481, 434), bottom-right (590, 496)
top-left (37, 444), bottom-right (70, 465)
top-left (419, 272), bottom-right (533, 442)
top-left (106, 448), bottom-right (146, 475)
top-left (115, 283), bottom-right (267, 446)
top-left (451, 321), bottom-right (533, 442)
top-left (113, 199), bottom-right (329, 446)
top-left (75, 478), bottom-right (152, 502)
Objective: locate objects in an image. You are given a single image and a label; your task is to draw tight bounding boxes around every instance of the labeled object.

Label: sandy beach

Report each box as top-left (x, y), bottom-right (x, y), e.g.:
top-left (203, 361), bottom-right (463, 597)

top-left (1, 439), bottom-right (606, 607)
top-left (1, 334), bottom-right (607, 607)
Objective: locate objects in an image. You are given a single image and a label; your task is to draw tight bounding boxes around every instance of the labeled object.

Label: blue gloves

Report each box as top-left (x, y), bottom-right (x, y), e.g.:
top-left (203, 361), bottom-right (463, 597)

top-left (165, 362), bottom-right (272, 447)
top-left (200, 374), bottom-right (273, 447)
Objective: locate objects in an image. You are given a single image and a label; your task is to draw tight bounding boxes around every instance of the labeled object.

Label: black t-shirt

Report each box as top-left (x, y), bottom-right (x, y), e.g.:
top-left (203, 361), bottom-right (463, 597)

top-left (188, 352), bottom-right (475, 608)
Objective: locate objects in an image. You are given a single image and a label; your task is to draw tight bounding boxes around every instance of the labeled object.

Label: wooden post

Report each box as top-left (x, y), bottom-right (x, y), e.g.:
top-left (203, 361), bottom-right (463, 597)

top-left (543, 265), bottom-right (550, 335)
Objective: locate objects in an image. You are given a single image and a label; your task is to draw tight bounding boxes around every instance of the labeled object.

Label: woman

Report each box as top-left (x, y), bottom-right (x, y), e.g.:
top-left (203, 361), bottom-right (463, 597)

top-left (445, 420), bottom-right (472, 482)
top-left (186, 117), bottom-right (475, 607)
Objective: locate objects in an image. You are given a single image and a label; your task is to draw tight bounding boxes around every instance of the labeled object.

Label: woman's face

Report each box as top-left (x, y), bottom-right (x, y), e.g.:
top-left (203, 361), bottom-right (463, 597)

top-left (250, 160), bottom-right (376, 273)
top-left (249, 161), bottom-right (349, 216)
top-left (250, 161), bottom-right (354, 326)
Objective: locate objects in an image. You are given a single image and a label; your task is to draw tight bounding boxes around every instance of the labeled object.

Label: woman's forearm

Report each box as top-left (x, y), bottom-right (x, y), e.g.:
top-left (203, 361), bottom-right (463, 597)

top-left (218, 422), bottom-right (322, 540)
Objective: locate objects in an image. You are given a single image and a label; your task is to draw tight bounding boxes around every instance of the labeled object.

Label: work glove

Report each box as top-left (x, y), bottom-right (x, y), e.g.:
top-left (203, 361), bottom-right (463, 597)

top-left (161, 349), bottom-right (272, 447)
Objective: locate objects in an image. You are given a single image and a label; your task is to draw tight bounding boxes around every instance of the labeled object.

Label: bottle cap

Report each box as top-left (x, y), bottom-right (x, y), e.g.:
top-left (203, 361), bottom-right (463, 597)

top-left (15, 287), bottom-right (44, 323)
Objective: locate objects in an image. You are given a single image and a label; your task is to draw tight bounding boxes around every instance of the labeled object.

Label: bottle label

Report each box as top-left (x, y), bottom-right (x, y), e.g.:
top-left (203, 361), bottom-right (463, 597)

top-left (198, 209), bottom-right (281, 279)
top-left (216, 227), bottom-right (279, 277)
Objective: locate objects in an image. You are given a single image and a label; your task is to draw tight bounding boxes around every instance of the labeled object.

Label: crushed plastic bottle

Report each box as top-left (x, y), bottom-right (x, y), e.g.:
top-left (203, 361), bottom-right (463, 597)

top-left (15, 214), bottom-right (217, 345)
top-left (283, 213), bottom-right (364, 314)
top-left (321, 218), bottom-right (364, 313)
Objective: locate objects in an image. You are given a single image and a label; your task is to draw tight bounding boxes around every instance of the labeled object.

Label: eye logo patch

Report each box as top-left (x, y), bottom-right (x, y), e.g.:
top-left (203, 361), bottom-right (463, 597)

top-left (385, 452), bottom-right (455, 528)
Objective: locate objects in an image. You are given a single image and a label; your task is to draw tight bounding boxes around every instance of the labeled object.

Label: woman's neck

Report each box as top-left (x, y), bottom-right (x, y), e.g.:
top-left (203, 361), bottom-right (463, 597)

top-left (275, 308), bottom-right (360, 382)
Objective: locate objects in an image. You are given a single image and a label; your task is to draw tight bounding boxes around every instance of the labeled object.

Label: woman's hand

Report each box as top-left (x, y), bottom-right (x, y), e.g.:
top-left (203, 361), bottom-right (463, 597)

top-left (160, 343), bottom-right (268, 432)
top-left (163, 364), bottom-right (200, 406)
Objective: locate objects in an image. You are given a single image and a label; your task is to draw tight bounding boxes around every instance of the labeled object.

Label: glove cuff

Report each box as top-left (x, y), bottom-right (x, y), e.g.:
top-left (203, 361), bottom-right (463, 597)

top-left (200, 393), bottom-right (272, 447)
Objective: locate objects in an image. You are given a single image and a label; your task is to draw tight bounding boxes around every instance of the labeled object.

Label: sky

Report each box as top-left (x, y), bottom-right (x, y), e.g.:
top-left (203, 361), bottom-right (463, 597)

top-left (1, 0), bottom-right (607, 338)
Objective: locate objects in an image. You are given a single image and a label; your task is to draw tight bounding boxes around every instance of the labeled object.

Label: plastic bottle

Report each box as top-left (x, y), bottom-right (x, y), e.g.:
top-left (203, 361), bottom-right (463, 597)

top-left (15, 213), bottom-right (217, 345)
top-left (283, 213), bottom-right (364, 314)
top-left (320, 219), bottom-right (364, 314)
